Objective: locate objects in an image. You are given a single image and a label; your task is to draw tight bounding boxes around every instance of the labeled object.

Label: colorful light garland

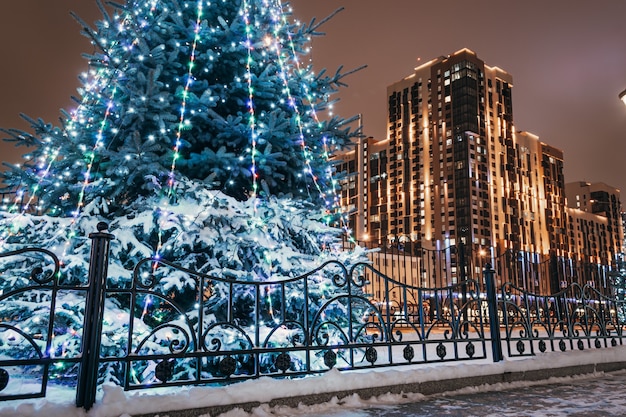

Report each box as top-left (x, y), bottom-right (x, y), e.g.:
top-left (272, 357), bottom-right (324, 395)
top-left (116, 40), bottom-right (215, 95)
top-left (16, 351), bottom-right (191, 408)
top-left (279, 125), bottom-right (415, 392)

top-left (242, 0), bottom-right (260, 200)
top-left (1, 0), bottom-right (355, 260)
top-left (266, 0), bottom-right (352, 239)
top-left (153, 0), bottom-right (205, 264)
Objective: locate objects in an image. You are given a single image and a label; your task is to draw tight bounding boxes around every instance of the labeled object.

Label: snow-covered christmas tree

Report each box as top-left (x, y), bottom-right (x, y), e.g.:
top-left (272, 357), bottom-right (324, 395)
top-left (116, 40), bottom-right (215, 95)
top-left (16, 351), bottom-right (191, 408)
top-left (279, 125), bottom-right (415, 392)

top-left (0, 0), bottom-right (370, 389)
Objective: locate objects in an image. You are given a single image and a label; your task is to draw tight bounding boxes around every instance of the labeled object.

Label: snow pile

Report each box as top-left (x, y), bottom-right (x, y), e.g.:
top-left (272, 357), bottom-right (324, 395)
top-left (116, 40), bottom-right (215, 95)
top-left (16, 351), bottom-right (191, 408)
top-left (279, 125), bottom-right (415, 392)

top-left (1, 345), bottom-right (625, 417)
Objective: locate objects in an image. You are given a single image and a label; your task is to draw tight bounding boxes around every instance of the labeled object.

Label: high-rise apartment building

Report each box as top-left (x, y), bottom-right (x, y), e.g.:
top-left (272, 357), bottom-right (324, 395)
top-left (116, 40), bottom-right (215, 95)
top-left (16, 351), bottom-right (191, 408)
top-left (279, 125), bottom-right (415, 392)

top-left (565, 182), bottom-right (624, 269)
top-left (336, 48), bottom-right (623, 295)
top-left (378, 48), bottom-right (537, 287)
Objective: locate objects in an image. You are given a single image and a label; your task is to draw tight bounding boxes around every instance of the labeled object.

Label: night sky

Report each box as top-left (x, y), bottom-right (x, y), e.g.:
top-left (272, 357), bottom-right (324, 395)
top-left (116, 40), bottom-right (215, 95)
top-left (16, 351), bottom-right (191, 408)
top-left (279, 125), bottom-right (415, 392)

top-left (2, 1), bottom-right (626, 195)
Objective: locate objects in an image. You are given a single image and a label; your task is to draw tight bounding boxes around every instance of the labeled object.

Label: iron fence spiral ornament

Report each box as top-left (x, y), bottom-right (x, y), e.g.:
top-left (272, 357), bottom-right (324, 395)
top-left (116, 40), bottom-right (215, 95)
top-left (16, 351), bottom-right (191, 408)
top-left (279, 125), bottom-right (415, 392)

top-left (275, 352), bottom-right (292, 372)
top-left (353, 273), bottom-right (368, 288)
top-left (203, 323), bottom-right (254, 353)
top-left (577, 340), bottom-right (584, 350)
top-left (559, 340), bottom-right (567, 351)
top-left (390, 328), bottom-right (404, 343)
top-left (516, 340), bottom-right (525, 354)
top-left (403, 344), bottom-right (415, 362)
top-left (290, 333), bottom-right (302, 346)
top-left (135, 323), bottom-right (192, 355)
top-left (436, 342), bottom-right (447, 359)
top-left (208, 337), bottom-right (223, 352)
top-left (539, 340), bottom-right (547, 352)
top-left (323, 350), bottom-right (337, 369)
top-left (137, 273), bottom-right (157, 289)
top-left (364, 346), bottom-right (377, 364)
top-left (331, 273), bottom-right (347, 288)
top-left (155, 359), bottom-right (174, 383)
top-left (29, 267), bottom-right (45, 283)
top-left (218, 356), bottom-right (238, 377)
top-left (595, 339), bottom-right (602, 349)
top-left (0, 247), bottom-right (60, 285)
top-left (466, 342), bottom-right (475, 358)
top-left (349, 262), bottom-right (375, 288)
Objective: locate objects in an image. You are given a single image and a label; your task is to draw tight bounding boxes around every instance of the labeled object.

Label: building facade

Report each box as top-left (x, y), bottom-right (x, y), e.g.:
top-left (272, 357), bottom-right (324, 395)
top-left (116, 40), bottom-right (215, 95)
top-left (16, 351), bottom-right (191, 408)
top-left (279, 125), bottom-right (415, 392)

top-left (337, 48), bottom-right (623, 295)
top-left (565, 182), bottom-right (624, 289)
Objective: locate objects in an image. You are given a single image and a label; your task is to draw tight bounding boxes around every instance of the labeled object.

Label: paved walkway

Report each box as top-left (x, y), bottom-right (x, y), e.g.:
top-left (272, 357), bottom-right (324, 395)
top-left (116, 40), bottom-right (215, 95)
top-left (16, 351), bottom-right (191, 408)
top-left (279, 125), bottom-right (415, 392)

top-left (305, 371), bottom-right (626, 417)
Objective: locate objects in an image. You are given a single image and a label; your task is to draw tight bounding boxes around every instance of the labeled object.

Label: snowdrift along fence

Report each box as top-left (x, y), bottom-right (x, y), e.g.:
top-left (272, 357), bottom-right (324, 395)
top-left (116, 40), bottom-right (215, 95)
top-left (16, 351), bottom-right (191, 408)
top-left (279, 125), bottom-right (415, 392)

top-left (0, 223), bottom-right (625, 410)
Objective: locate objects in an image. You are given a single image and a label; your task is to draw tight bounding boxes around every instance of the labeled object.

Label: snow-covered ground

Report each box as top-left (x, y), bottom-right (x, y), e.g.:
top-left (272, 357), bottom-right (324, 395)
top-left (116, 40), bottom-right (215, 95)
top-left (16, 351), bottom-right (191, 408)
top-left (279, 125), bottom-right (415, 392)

top-left (253, 371), bottom-right (626, 417)
top-left (1, 346), bottom-right (626, 417)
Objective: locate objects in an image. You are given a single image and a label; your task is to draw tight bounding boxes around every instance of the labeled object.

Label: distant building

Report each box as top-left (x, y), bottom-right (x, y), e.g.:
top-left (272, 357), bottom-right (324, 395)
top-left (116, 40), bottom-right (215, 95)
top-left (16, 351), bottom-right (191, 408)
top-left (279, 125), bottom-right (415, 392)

top-left (336, 48), bottom-right (623, 296)
top-left (565, 182), bottom-right (624, 281)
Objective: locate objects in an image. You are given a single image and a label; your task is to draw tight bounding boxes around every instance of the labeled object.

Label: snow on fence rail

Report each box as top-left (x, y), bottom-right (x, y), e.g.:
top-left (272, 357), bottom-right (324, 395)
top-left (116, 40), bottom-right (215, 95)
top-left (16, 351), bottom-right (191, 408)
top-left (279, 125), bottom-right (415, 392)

top-left (0, 224), bottom-right (625, 410)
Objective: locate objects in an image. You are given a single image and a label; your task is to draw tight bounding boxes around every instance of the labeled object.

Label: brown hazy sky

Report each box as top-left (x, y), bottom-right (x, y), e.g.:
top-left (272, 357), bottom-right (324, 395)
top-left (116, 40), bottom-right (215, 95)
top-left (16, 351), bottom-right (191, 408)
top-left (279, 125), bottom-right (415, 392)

top-left (2, 1), bottom-right (626, 195)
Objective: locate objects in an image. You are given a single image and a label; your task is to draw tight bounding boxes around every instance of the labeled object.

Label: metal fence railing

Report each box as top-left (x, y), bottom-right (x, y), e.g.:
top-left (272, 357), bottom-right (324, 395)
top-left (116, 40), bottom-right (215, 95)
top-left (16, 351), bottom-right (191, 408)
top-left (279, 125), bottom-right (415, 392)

top-left (347, 238), bottom-right (616, 297)
top-left (0, 225), bottom-right (624, 410)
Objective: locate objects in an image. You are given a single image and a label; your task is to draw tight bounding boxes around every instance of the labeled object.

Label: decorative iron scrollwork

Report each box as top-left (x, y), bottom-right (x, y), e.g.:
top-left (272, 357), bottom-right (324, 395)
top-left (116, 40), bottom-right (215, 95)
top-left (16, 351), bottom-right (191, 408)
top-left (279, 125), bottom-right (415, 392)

top-left (218, 356), bottom-right (238, 377)
top-left (595, 339), bottom-right (601, 349)
top-left (466, 342), bottom-right (475, 358)
top-left (138, 273), bottom-right (157, 289)
top-left (403, 344), bottom-right (415, 362)
top-left (354, 274), bottom-right (368, 287)
top-left (155, 359), bottom-right (174, 383)
top-left (577, 340), bottom-right (584, 351)
top-left (559, 340), bottom-right (566, 352)
top-left (29, 267), bottom-right (45, 284)
top-left (0, 368), bottom-right (8, 391)
top-left (331, 273), bottom-right (346, 287)
top-left (0, 247), bottom-right (62, 285)
top-left (612, 338), bottom-right (617, 347)
top-left (323, 350), bottom-right (337, 369)
top-left (539, 340), bottom-right (547, 353)
top-left (275, 352), bottom-right (292, 372)
top-left (365, 346), bottom-right (377, 364)
top-left (516, 340), bottom-right (525, 354)
top-left (436, 342), bottom-right (446, 359)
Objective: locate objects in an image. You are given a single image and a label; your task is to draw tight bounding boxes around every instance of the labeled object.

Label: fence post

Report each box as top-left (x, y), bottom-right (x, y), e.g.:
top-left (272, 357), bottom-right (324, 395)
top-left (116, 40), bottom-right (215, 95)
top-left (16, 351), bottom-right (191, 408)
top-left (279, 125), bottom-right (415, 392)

top-left (458, 243), bottom-right (468, 333)
top-left (76, 222), bottom-right (114, 410)
top-left (484, 263), bottom-right (503, 362)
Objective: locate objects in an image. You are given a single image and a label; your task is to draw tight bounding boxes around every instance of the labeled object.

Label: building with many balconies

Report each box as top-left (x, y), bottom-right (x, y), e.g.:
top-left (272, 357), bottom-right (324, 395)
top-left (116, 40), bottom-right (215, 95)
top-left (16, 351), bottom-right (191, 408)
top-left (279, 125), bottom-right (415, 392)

top-left (336, 48), bottom-right (623, 295)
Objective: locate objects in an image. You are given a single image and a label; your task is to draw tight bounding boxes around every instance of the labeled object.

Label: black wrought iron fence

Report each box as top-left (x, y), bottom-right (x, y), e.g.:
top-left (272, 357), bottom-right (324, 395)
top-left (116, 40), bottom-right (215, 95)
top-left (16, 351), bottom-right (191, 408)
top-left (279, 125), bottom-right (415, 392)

top-left (350, 237), bottom-right (615, 297)
top-left (0, 225), bottom-right (625, 411)
top-left (0, 246), bottom-right (84, 401)
top-left (499, 278), bottom-right (625, 357)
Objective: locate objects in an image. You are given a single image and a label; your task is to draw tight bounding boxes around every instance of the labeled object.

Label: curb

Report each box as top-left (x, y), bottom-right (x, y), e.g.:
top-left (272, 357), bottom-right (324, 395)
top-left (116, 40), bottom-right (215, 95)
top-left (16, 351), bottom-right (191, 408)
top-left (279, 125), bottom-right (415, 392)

top-left (132, 361), bottom-right (626, 417)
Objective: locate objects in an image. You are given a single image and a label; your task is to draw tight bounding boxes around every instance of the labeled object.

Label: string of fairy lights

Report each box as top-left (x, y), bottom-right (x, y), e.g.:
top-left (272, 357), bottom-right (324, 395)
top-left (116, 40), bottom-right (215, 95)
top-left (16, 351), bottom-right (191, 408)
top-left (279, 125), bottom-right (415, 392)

top-left (242, 0), bottom-right (349, 230)
top-left (153, 0), bottom-right (205, 263)
top-left (265, 2), bottom-right (324, 199)
top-left (62, 91), bottom-right (120, 256)
top-left (0, 0), bottom-right (353, 260)
top-left (271, 0), bottom-right (352, 238)
top-left (242, 0), bottom-right (260, 200)
top-left (166, 0), bottom-right (203, 199)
